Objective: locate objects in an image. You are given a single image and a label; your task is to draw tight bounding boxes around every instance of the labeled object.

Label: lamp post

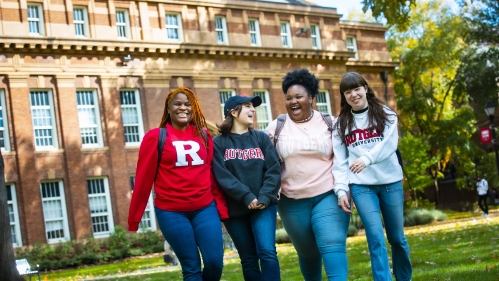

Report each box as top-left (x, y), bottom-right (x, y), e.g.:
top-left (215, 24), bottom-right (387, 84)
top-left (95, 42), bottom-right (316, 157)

top-left (484, 101), bottom-right (499, 177)
top-left (380, 71), bottom-right (389, 103)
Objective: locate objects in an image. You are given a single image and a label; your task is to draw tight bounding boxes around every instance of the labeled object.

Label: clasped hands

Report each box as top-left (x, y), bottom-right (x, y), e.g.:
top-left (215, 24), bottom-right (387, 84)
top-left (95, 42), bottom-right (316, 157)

top-left (248, 199), bottom-right (266, 209)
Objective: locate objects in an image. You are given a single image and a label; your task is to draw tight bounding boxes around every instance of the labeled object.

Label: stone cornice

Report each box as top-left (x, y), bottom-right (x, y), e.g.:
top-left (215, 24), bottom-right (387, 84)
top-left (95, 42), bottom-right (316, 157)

top-left (151, 0), bottom-right (340, 18)
top-left (0, 36), bottom-right (356, 61)
top-left (339, 21), bottom-right (388, 32)
top-left (346, 60), bottom-right (399, 68)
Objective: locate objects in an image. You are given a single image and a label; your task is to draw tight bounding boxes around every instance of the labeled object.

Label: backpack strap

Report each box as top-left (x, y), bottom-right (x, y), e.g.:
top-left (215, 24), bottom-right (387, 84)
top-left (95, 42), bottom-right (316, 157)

top-left (274, 114), bottom-right (287, 148)
top-left (319, 112), bottom-right (334, 132)
top-left (249, 128), bottom-right (263, 149)
top-left (155, 127), bottom-right (167, 183)
top-left (201, 128), bottom-right (208, 145)
top-left (396, 149), bottom-right (412, 189)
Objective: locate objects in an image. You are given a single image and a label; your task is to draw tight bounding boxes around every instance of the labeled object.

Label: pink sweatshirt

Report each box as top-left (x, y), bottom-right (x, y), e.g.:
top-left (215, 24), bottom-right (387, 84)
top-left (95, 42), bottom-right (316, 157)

top-left (266, 111), bottom-right (335, 199)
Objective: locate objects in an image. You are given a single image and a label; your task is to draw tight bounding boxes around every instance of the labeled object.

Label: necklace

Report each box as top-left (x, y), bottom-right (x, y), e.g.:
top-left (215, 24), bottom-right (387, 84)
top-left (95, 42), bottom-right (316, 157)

top-left (293, 110), bottom-right (314, 123)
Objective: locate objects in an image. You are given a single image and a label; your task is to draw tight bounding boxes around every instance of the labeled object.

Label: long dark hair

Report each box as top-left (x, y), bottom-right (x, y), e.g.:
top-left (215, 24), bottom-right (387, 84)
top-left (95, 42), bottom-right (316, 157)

top-left (217, 104), bottom-right (243, 135)
top-left (335, 72), bottom-right (395, 143)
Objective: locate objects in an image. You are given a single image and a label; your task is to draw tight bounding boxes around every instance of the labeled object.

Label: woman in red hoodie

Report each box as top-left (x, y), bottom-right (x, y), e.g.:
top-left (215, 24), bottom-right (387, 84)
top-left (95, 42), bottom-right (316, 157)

top-left (128, 87), bottom-right (229, 281)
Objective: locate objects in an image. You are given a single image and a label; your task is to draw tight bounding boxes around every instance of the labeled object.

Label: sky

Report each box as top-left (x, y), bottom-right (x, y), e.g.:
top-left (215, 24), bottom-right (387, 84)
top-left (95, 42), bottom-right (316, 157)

top-left (309, 0), bottom-right (364, 18)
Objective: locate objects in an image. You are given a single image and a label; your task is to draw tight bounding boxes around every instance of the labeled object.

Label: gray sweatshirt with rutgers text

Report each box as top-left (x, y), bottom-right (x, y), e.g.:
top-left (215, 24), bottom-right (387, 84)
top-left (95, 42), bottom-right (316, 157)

top-left (212, 129), bottom-right (281, 217)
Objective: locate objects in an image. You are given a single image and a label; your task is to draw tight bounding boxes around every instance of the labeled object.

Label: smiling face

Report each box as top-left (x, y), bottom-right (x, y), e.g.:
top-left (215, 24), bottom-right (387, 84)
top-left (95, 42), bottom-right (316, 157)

top-left (168, 93), bottom-right (192, 130)
top-left (344, 86), bottom-right (368, 111)
top-left (285, 84), bottom-right (313, 121)
top-left (232, 102), bottom-right (255, 128)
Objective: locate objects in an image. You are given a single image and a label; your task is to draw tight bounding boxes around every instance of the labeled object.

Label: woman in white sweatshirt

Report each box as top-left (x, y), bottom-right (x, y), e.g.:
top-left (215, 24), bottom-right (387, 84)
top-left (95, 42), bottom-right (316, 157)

top-left (332, 72), bottom-right (412, 281)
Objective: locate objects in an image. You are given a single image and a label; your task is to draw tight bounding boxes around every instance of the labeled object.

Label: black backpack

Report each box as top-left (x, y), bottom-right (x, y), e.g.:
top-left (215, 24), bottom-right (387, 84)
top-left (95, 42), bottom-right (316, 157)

top-left (154, 127), bottom-right (208, 182)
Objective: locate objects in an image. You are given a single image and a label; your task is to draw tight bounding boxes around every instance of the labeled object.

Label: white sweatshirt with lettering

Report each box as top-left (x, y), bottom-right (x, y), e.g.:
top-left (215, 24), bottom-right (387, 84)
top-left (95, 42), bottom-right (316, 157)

top-left (332, 106), bottom-right (402, 191)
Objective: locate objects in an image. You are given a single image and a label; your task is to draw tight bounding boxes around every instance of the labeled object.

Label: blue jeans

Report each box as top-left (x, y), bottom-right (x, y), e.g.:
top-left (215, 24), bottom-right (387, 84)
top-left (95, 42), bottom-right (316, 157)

top-left (224, 204), bottom-right (280, 281)
top-left (155, 201), bottom-right (224, 281)
top-left (351, 181), bottom-right (412, 281)
top-left (278, 190), bottom-right (350, 281)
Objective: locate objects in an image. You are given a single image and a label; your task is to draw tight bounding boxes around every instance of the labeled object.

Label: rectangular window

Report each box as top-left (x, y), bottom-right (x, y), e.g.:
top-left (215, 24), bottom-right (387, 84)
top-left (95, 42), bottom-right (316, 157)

top-left (116, 10), bottom-right (130, 39)
top-left (0, 90), bottom-right (10, 151)
top-left (27, 4), bottom-right (44, 36)
top-left (120, 90), bottom-right (144, 145)
top-left (165, 13), bottom-right (183, 42)
top-left (248, 19), bottom-right (261, 46)
top-left (87, 178), bottom-right (115, 237)
top-left (7, 184), bottom-right (22, 247)
top-left (219, 89), bottom-right (235, 120)
top-left (77, 90), bottom-right (103, 148)
top-left (280, 22), bottom-right (292, 48)
top-left (130, 176), bottom-right (157, 231)
top-left (317, 90), bottom-right (332, 115)
top-left (73, 7), bottom-right (89, 37)
top-left (310, 24), bottom-right (321, 50)
top-left (215, 16), bottom-right (229, 44)
top-left (30, 91), bottom-right (58, 150)
top-left (346, 36), bottom-right (358, 60)
top-left (40, 181), bottom-right (70, 243)
top-left (253, 91), bottom-right (272, 130)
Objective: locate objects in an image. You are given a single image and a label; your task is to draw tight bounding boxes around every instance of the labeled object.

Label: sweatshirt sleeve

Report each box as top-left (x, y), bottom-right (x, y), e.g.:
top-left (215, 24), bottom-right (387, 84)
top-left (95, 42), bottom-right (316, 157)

top-left (332, 129), bottom-right (349, 201)
top-left (128, 129), bottom-right (158, 232)
top-left (359, 113), bottom-right (399, 167)
top-left (212, 136), bottom-right (257, 206)
top-left (206, 132), bottom-right (229, 220)
top-left (257, 131), bottom-right (281, 207)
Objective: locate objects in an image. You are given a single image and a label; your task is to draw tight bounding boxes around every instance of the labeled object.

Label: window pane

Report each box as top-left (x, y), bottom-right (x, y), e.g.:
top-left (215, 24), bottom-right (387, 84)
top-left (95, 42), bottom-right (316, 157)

top-left (87, 179), bottom-right (112, 234)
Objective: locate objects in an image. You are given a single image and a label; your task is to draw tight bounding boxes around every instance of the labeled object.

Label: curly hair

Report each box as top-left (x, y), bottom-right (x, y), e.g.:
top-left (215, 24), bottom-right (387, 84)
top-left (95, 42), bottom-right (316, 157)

top-left (282, 68), bottom-right (319, 98)
top-left (159, 87), bottom-right (208, 148)
top-left (334, 72), bottom-right (396, 143)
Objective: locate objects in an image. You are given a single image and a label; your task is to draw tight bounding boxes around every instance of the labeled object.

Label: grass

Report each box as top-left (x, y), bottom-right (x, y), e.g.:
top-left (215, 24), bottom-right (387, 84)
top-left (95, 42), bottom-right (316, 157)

top-left (41, 216), bottom-right (499, 281)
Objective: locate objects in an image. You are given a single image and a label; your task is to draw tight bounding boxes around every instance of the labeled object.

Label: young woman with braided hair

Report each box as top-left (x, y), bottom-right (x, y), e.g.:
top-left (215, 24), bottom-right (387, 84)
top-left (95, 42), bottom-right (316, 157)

top-left (332, 72), bottom-right (412, 281)
top-left (128, 87), bottom-right (228, 281)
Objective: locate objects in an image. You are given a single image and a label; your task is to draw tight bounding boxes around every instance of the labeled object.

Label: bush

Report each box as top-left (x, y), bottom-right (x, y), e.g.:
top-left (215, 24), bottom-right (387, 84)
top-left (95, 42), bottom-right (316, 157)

top-left (15, 226), bottom-right (164, 271)
top-left (347, 224), bottom-right (358, 237)
top-left (275, 228), bottom-right (291, 244)
top-left (404, 208), bottom-right (447, 227)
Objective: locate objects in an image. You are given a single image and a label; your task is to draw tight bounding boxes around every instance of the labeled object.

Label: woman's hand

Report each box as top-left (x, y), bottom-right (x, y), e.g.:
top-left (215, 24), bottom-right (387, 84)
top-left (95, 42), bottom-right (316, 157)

top-left (248, 199), bottom-right (258, 209)
top-left (349, 158), bottom-right (366, 174)
top-left (339, 195), bottom-right (351, 214)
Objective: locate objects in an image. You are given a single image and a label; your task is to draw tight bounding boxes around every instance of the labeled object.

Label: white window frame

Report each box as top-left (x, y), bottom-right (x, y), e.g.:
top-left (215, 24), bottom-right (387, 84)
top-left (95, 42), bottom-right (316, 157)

top-left (248, 19), bottom-right (261, 46)
top-left (27, 3), bottom-right (44, 36)
top-left (280, 22), bottom-right (292, 48)
top-left (40, 181), bottom-right (70, 244)
top-left (120, 89), bottom-right (144, 146)
top-left (130, 176), bottom-right (157, 232)
top-left (310, 24), bottom-right (322, 50)
top-left (253, 90), bottom-right (272, 130)
top-left (165, 13), bottom-right (183, 42)
top-left (215, 16), bottom-right (229, 44)
top-left (6, 184), bottom-right (22, 248)
top-left (73, 7), bottom-right (90, 38)
top-left (0, 90), bottom-right (11, 152)
top-left (346, 36), bottom-right (358, 60)
top-left (116, 9), bottom-right (131, 39)
top-left (316, 90), bottom-right (332, 115)
top-left (30, 90), bottom-right (58, 151)
top-left (219, 89), bottom-right (235, 121)
top-left (77, 90), bottom-right (103, 148)
top-left (87, 177), bottom-right (115, 238)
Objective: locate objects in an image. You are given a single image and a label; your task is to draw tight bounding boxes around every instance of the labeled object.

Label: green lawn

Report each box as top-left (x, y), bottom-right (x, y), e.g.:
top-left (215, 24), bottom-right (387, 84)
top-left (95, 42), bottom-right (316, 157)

top-left (42, 216), bottom-right (499, 281)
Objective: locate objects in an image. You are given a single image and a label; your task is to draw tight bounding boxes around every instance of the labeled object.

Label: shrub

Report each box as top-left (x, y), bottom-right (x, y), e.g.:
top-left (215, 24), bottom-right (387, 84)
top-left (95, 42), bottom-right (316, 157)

top-left (275, 228), bottom-right (291, 244)
top-left (347, 224), bottom-right (358, 237)
top-left (15, 226), bottom-right (164, 271)
top-left (404, 208), bottom-right (447, 227)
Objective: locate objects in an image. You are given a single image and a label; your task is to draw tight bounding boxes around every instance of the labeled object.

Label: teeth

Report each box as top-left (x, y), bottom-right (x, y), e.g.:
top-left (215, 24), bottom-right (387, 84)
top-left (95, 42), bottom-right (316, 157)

top-left (178, 113), bottom-right (187, 117)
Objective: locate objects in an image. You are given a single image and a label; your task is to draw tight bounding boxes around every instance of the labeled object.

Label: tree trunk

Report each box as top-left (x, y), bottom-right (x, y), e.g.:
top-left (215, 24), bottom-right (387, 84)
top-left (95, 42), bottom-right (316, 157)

top-left (434, 178), bottom-right (440, 206)
top-left (0, 150), bottom-right (24, 280)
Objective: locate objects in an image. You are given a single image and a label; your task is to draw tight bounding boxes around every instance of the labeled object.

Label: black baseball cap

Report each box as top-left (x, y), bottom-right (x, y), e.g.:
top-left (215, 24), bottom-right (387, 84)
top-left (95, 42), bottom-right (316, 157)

top-left (224, 95), bottom-right (262, 118)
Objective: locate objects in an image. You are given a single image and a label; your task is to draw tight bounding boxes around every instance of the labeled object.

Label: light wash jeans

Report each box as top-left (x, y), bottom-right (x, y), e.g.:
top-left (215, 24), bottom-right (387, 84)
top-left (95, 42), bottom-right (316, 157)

top-left (155, 201), bottom-right (224, 281)
top-left (224, 204), bottom-right (280, 281)
top-left (351, 181), bottom-right (412, 281)
top-left (278, 190), bottom-right (350, 281)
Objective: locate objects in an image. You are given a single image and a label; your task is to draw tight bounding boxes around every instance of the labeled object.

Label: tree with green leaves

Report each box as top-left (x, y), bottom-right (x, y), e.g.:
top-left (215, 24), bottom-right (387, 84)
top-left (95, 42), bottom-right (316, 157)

top-left (362, 0), bottom-right (417, 28)
top-left (388, 0), bottom-right (482, 204)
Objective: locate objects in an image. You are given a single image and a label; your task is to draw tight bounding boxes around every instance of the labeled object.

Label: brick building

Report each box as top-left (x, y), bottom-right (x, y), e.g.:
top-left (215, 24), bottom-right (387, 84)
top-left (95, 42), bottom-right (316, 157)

top-left (1, 0), bottom-right (397, 246)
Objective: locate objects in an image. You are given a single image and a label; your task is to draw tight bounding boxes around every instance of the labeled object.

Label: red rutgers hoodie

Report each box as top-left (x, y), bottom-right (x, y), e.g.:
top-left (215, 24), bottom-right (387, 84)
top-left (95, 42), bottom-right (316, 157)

top-left (128, 123), bottom-right (228, 231)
